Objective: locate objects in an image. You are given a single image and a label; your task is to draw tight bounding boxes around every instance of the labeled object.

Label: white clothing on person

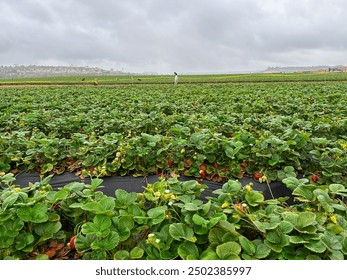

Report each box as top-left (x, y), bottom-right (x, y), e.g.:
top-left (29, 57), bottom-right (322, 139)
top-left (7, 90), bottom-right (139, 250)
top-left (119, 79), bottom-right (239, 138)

top-left (174, 72), bottom-right (178, 85)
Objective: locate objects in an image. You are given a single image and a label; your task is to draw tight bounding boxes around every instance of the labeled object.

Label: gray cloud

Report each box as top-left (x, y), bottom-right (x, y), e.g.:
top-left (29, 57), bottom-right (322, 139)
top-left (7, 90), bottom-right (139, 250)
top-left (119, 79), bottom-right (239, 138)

top-left (0, 0), bottom-right (346, 73)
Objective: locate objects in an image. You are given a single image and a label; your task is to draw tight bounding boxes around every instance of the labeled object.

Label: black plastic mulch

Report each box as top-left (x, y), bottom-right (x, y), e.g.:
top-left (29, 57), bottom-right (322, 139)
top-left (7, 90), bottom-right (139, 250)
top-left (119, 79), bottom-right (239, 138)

top-left (7, 172), bottom-right (292, 202)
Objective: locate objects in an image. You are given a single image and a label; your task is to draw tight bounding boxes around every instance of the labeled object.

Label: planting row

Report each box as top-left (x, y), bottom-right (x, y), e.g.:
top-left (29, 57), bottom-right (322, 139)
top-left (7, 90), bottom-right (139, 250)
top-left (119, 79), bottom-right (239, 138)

top-left (0, 172), bottom-right (346, 260)
top-left (2, 72), bottom-right (347, 85)
top-left (1, 83), bottom-right (347, 184)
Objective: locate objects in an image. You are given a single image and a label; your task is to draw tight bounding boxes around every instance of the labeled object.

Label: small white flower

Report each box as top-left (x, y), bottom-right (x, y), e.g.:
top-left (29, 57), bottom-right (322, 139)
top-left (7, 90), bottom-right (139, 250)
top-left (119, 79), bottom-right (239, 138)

top-left (165, 190), bottom-right (170, 194)
top-left (155, 239), bottom-right (160, 243)
top-left (148, 233), bottom-right (154, 238)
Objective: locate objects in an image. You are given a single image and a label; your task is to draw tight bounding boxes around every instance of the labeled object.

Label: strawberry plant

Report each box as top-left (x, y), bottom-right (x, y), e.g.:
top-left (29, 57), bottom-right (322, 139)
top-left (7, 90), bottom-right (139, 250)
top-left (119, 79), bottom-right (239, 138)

top-left (1, 82), bottom-right (347, 184)
top-left (1, 172), bottom-right (347, 260)
top-left (1, 79), bottom-right (347, 261)
top-left (0, 174), bottom-right (64, 259)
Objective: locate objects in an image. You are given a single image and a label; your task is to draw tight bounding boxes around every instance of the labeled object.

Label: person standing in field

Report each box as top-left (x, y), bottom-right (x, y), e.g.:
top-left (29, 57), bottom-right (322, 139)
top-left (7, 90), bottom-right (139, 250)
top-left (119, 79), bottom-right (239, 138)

top-left (174, 72), bottom-right (178, 85)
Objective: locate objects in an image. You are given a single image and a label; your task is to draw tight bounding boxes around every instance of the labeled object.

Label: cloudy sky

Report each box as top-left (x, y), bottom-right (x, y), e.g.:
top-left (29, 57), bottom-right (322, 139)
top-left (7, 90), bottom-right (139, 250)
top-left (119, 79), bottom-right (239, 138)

top-left (0, 0), bottom-right (346, 74)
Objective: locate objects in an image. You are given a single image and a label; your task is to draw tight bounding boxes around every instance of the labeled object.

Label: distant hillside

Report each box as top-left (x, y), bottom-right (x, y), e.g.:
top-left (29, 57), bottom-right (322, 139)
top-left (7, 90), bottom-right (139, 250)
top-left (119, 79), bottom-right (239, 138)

top-left (0, 65), bottom-right (131, 79)
top-left (263, 65), bottom-right (347, 73)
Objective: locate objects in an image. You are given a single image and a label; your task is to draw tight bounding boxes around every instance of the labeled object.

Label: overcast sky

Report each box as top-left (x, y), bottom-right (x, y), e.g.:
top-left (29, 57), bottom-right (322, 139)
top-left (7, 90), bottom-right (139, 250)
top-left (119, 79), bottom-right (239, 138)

top-left (1, 0), bottom-right (346, 74)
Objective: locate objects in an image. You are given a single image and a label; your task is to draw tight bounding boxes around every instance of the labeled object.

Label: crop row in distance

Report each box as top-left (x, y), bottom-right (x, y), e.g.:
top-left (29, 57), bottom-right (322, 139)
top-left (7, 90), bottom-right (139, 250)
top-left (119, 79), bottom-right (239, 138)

top-left (0, 82), bottom-right (347, 184)
top-left (1, 71), bottom-right (347, 85)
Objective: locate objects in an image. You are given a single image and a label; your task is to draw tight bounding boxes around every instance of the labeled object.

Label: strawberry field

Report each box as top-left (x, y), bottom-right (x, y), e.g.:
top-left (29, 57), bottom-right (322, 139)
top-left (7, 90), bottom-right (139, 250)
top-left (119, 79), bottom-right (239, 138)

top-left (1, 80), bottom-right (347, 260)
top-left (1, 82), bottom-right (347, 183)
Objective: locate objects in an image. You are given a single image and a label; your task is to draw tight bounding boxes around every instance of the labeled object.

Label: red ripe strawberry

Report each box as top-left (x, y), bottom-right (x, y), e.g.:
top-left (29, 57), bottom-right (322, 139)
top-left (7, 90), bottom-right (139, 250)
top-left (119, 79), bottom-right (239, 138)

top-left (168, 160), bottom-right (173, 167)
top-left (312, 174), bottom-right (318, 183)
top-left (199, 169), bottom-right (206, 179)
top-left (69, 236), bottom-right (76, 250)
top-left (253, 173), bottom-right (262, 180)
top-left (214, 163), bottom-right (219, 169)
top-left (36, 167), bottom-right (42, 173)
